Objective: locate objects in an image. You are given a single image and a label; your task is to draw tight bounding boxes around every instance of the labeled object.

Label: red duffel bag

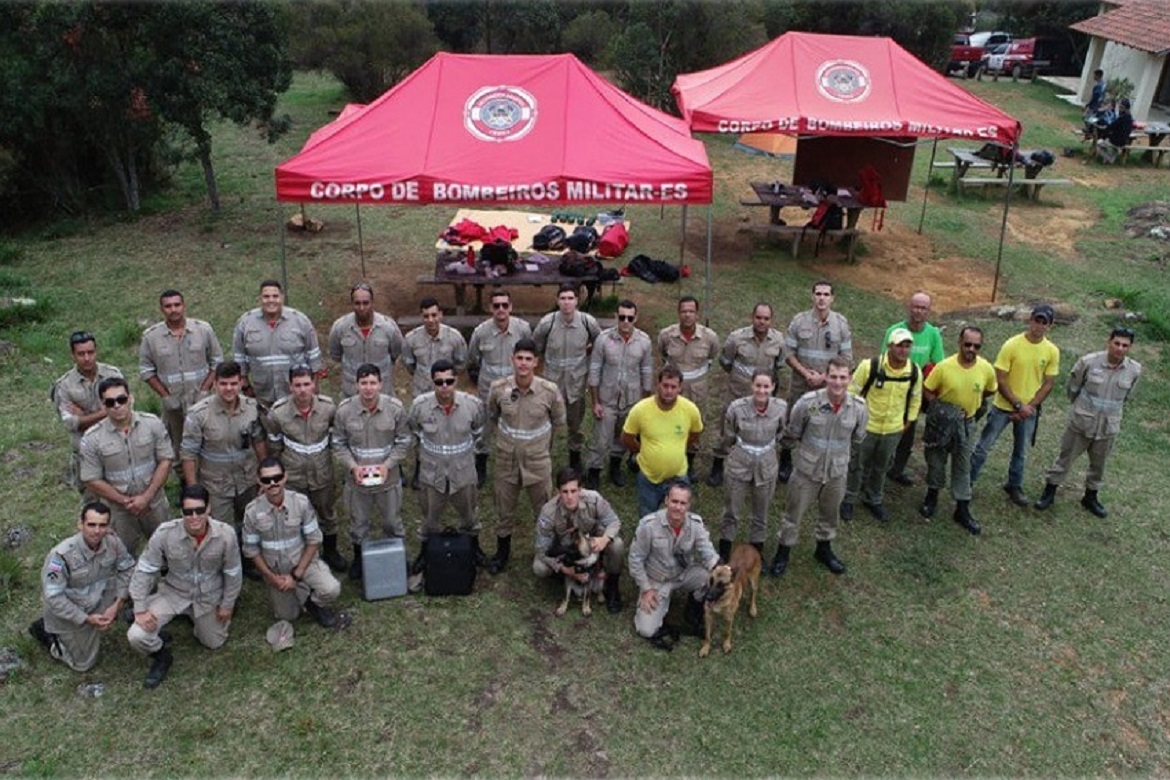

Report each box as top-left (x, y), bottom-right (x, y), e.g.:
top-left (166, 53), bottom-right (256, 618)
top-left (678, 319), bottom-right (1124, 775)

top-left (597, 222), bottom-right (629, 258)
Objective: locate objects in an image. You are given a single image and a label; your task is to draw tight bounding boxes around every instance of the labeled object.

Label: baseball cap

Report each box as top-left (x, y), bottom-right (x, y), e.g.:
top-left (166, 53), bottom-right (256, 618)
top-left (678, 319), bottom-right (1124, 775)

top-left (1031, 304), bottom-right (1055, 323)
top-left (888, 327), bottom-right (914, 345)
top-left (265, 619), bottom-right (296, 652)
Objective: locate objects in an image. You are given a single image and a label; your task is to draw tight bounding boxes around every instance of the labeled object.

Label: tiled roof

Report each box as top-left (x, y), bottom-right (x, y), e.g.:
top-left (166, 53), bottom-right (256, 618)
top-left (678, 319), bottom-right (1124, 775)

top-left (1071, 1), bottom-right (1170, 55)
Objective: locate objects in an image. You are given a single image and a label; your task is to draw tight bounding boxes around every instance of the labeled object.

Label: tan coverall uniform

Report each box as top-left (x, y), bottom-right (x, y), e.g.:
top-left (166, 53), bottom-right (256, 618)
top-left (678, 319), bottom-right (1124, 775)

top-left (241, 490), bottom-right (340, 620)
top-left (40, 532), bottom-right (135, 671)
top-left (51, 362), bottom-right (124, 492)
top-left (488, 375), bottom-right (566, 538)
top-left (333, 393), bottom-right (412, 544)
top-left (138, 318), bottom-right (222, 460)
top-left (127, 518), bottom-right (242, 653)
top-left (587, 328), bottom-right (654, 470)
top-left (628, 511), bottom-right (718, 637)
top-left (784, 309), bottom-right (854, 404)
top-left (533, 490), bottom-right (624, 578)
top-left (408, 390), bottom-right (485, 537)
top-left (717, 327), bottom-right (785, 459)
top-left (720, 396), bottom-right (787, 544)
top-left (659, 323), bottom-right (720, 457)
top-left (232, 307), bottom-right (323, 408)
top-left (181, 394), bottom-right (264, 525)
top-left (79, 412), bottom-right (173, 553)
top-left (402, 324), bottom-right (468, 399)
top-left (534, 310), bottom-right (601, 458)
top-left (328, 312), bottom-right (404, 399)
top-left (265, 394), bottom-right (338, 536)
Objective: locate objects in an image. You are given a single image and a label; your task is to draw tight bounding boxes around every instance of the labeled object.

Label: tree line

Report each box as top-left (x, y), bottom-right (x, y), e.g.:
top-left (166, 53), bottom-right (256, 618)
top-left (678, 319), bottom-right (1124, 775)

top-left (0, 0), bottom-right (1096, 222)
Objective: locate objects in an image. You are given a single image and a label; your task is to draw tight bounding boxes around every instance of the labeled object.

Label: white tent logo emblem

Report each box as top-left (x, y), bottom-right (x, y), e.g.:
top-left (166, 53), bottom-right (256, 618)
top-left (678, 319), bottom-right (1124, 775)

top-left (815, 60), bottom-right (871, 103)
top-left (465, 85), bottom-right (538, 142)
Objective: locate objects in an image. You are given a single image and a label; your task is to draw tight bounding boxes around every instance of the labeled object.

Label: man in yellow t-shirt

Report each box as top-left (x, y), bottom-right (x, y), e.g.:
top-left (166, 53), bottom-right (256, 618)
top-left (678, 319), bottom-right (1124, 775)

top-left (920, 327), bottom-right (998, 535)
top-left (970, 305), bottom-right (1060, 507)
top-left (621, 366), bottom-right (703, 519)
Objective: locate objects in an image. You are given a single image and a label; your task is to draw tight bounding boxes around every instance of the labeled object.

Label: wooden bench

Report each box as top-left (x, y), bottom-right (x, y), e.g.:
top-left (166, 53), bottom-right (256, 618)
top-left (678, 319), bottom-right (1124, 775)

top-left (956, 176), bottom-right (1073, 200)
top-left (416, 272), bottom-right (621, 315)
top-left (743, 223), bottom-right (860, 262)
top-left (1098, 144), bottom-right (1169, 166)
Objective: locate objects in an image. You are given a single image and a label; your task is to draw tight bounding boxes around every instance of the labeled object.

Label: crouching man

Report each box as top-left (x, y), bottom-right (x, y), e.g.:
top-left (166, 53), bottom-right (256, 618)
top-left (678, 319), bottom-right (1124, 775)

top-left (29, 502), bottom-right (136, 672)
top-left (533, 467), bottom-right (625, 614)
top-left (127, 484), bottom-right (242, 689)
top-left (242, 457), bottom-right (340, 628)
top-left (627, 481), bottom-right (718, 651)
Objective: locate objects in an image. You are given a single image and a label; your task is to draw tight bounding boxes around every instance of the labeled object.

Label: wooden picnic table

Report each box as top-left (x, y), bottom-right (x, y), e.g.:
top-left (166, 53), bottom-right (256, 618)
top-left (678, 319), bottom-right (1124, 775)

top-left (418, 255), bottom-right (616, 315)
top-left (947, 146), bottom-right (1046, 181)
top-left (741, 181), bottom-right (864, 261)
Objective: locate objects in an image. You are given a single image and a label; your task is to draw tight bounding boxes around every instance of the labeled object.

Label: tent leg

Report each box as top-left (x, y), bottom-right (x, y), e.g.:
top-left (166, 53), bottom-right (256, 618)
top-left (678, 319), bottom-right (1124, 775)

top-left (679, 204), bottom-right (688, 266)
top-left (280, 204), bottom-right (290, 302)
top-left (919, 139), bottom-right (938, 235)
top-left (992, 142), bottom-right (1018, 302)
top-left (356, 204), bottom-right (366, 279)
top-left (705, 206), bottom-right (714, 321)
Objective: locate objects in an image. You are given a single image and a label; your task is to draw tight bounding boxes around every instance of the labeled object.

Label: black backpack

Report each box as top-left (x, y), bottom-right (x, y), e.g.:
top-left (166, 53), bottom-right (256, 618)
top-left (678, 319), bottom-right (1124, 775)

top-left (533, 224), bottom-right (566, 251)
top-left (858, 356), bottom-right (919, 424)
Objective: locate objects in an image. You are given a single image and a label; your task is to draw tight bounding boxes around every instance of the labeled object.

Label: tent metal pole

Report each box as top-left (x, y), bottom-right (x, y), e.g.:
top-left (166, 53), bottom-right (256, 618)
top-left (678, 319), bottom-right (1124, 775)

top-left (279, 204), bottom-right (289, 301)
top-left (919, 139), bottom-right (938, 234)
top-left (356, 204), bottom-right (366, 279)
top-left (705, 205), bottom-right (714, 321)
top-left (992, 141), bottom-right (1018, 303)
top-left (679, 203), bottom-right (688, 265)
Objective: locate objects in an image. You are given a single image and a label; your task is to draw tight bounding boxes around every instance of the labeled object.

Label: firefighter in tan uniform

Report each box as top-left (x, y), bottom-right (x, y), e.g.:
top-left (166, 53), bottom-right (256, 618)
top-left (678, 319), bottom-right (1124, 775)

top-left (332, 363), bottom-right (412, 581)
top-left (264, 366), bottom-right (345, 572)
top-left (402, 297), bottom-right (468, 399)
top-left (232, 279), bottom-right (323, 409)
top-left (327, 282), bottom-right (404, 399)
top-left (181, 361), bottom-right (267, 578)
top-left (487, 338), bottom-right (566, 575)
top-left (138, 288), bottom-right (222, 462)
top-left (533, 284), bottom-right (601, 472)
top-left (586, 300), bottom-right (653, 490)
top-left (127, 484), bottom-right (242, 689)
top-left (714, 303), bottom-right (785, 486)
top-left (29, 502), bottom-right (135, 673)
top-left (719, 370), bottom-right (786, 562)
top-left (242, 458), bottom-right (340, 627)
top-left (468, 290), bottom-right (533, 482)
top-left (79, 377), bottom-right (173, 554)
top-left (779, 281), bottom-right (853, 482)
top-left (51, 330), bottom-right (123, 492)
top-left (658, 296), bottom-right (720, 482)
top-left (769, 357), bottom-right (866, 579)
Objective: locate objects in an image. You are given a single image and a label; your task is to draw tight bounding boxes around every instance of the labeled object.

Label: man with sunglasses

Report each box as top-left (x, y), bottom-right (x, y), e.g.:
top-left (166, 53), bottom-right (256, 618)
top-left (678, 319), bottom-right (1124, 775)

top-left (1034, 327), bottom-right (1141, 517)
top-left (79, 377), bottom-right (173, 554)
top-left (232, 279), bottom-right (323, 410)
top-left (242, 458), bottom-right (340, 627)
top-left (533, 284), bottom-right (601, 473)
top-left (332, 363), bottom-right (412, 581)
top-left (659, 296), bottom-right (721, 483)
top-left (127, 484), bottom-right (242, 689)
top-left (714, 303), bottom-right (785, 487)
top-left (919, 327), bottom-right (998, 534)
top-left (328, 283), bottom-right (404, 399)
top-left (264, 366), bottom-right (346, 572)
top-left (469, 291), bottom-right (533, 485)
top-left (139, 289), bottom-right (222, 464)
top-left (402, 297), bottom-right (468, 486)
top-left (970, 304), bottom-right (1061, 508)
top-left (51, 330), bottom-right (123, 493)
top-left (406, 359), bottom-right (489, 588)
top-left (587, 300), bottom-right (653, 490)
top-left (181, 361), bottom-right (267, 577)
top-left (779, 282), bottom-right (854, 483)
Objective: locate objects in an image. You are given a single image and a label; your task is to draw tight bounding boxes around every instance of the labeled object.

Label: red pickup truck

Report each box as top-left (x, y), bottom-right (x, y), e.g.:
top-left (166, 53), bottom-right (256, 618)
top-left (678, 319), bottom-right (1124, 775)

top-left (948, 31), bottom-right (1011, 78)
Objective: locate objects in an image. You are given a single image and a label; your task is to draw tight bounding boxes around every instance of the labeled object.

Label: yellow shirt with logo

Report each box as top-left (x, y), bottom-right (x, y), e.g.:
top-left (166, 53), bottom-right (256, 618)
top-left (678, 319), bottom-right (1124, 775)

top-left (991, 333), bottom-right (1060, 412)
top-left (622, 396), bottom-right (703, 484)
top-left (923, 355), bottom-right (998, 418)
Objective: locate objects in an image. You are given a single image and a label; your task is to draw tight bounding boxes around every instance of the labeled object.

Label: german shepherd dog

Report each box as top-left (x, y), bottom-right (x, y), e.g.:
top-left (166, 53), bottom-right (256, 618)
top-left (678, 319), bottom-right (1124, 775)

top-left (556, 529), bottom-right (603, 617)
top-left (699, 543), bottom-right (761, 657)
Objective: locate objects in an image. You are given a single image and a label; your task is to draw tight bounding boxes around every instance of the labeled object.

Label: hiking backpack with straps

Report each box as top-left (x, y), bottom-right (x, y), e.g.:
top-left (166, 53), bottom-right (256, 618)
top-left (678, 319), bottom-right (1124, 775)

top-left (858, 356), bottom-right (919, 424)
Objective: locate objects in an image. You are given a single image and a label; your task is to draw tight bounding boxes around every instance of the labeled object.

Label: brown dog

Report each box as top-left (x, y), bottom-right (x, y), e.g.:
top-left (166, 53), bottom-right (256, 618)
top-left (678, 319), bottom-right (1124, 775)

top-left (699, 543), bottom-right (761, 657)
top-left (556, 529), bottom-right (602, 617)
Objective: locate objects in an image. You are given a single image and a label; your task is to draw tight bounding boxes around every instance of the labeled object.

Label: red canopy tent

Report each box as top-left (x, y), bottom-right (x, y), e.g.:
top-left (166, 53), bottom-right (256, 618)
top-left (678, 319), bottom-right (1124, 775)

top-left (673, 32), bottom-right (1025, 297)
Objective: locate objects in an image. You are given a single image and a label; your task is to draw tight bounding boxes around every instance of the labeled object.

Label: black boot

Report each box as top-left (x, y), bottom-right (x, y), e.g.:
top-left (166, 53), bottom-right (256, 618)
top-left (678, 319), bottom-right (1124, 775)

top-left (686, 453), bottom-right (697, 482)
top-left (777, 448), bottom-right (793, 483)
top-left (604, 573), bottom-right (623, 614)
top-left (647, 625), bottom-right (677, 651)
top-left (569, 450), bottom-right (582, 471)
top-left (683, 593), bottom-right (704, 636)
top-left (919, 488), bottom-right (939, 519)
top-left (584, 468), bottom-right (601, 491)
top-left (471, 535), bottom-right (490, 568)
top-left (304, 600), bottom-right (338, 628)
top-left (1034, 483), bottom-right (1058, 511)
top-left (144, 646), bottom-right (173, 689)
top-left (348, 544), bottom-right (363, 581)
top-left (321, 534), bottom-right (348, 573)
top-left (706, 457), bottom-right (724, 487)
top-left (769, 544), bottom-right (791, 577)
top-left (411, 460), bottom-right (420, 491)
top-left (813, 540), bottom-right (846, 575)
top-left (609, 456), bottom-right (627, 487)
top-left (1081, 490), bottom-right (1108, 518)
top-left (242, 557), bottom-right (263, 582)
top-left (839, 502), bottom-right (854, 522)
top-left (488, 535), bottom-right (511, 575)
top-left (717, 538), bottom-right (733, 563)
top-left (475, 453), bottom-right (489, 488)
top-left (751, 541), bottom-right (764, 557)
top-left (953, 500), bottom-right (981, 535)
top-left (28, 618), bottom-right (55, 653)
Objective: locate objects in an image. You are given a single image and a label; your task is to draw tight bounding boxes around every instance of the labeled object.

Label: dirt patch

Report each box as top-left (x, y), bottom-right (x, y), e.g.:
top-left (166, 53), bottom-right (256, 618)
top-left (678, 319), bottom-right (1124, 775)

top-left (1005, 205), bottom-right (1095, 255)
top-left (1124, 201), bottom-right (1170, 240)
top-left (527, 607), bottom-right (566, 667)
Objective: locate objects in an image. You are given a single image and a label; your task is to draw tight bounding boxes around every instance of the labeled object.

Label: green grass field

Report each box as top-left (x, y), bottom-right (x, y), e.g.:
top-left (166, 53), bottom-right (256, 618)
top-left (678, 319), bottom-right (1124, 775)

top-left (1, 71), bottom-right (1169, 776)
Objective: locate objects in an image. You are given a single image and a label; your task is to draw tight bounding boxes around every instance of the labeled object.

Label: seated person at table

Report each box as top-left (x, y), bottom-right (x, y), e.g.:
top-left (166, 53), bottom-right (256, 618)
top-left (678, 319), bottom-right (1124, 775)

top-left (1096, 99), bottom-right (1134, 164)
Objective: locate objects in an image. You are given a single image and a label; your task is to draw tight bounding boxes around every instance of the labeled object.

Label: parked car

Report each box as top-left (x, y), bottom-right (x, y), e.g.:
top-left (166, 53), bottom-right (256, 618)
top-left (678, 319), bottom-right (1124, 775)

top-left (978, 37), bottom-right (1080, 80)
top-left (948, 31), bottom-right (1011, 78)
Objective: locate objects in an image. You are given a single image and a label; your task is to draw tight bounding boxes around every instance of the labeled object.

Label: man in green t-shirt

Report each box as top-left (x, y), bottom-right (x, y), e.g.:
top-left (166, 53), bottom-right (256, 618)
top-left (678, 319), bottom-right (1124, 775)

top-left (883, 291), bottom-right (945, 486)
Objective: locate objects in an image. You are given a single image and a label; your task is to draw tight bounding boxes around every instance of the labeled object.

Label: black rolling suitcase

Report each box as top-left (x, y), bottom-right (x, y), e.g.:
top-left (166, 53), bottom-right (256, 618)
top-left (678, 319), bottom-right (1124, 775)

top-left (424, 530), bottom-right (475, 596)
